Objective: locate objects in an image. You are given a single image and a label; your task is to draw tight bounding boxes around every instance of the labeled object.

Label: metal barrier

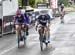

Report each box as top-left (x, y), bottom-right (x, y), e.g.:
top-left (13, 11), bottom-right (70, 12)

top-left (0, 15), bottom-right (14, 37)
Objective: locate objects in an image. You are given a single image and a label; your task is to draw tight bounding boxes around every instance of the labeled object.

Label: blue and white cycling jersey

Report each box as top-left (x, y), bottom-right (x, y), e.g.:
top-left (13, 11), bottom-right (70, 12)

top-left (38, 15), bottom-right (48, 26)
top-left (46, 14), bottom-right (51, 23)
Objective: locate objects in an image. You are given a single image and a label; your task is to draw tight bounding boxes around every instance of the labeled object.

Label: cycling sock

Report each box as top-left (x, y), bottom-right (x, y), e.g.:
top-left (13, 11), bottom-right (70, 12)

top-left (48, 36), bottom-right (50, 43)
top-left (21, 32), bottom-right (26, 38)
top-left (24, 32), bottom-right (27, 38)
top-left (45, 36), bottom-right (48, 43)
top-left (45, 36), bottom-right (50, 43)
top-left (16, 34), bottom-right (18, 43)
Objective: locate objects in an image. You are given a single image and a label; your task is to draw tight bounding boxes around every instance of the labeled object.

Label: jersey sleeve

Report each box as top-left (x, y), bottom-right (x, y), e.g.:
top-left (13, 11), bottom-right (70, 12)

top-left (46, 14), bottom-right (50, 23)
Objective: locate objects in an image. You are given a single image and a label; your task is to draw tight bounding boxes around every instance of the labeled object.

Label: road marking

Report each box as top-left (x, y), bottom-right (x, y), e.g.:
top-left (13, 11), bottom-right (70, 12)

top-left (0, 34), bottom-right (39, 55)
top-left (0, 45), bottom-right (16, 55)
top-left (28, 34), bottom-right (39, 37)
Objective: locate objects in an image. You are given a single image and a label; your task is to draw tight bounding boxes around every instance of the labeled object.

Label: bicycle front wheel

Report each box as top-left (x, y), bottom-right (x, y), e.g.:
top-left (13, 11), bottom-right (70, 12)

top-left (40, 41), bottom-right (43, 51)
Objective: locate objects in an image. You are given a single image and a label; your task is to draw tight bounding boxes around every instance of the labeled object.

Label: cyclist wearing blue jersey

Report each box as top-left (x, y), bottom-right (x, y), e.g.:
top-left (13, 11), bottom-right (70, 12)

top-left (36, 14), bottom-right (50, 47)
top-left (14, 9), bottom-right (25, 41)
top-left (60, 3), bottom-right (65, 23)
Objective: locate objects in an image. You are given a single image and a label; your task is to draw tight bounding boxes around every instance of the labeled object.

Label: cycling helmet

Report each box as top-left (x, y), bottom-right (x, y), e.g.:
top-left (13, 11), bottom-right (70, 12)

top-left (16, 9), bottom-right (21, 15)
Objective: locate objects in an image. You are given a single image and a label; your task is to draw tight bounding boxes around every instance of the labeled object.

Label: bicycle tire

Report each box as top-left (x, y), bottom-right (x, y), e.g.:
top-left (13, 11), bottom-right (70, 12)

top-left (23, 28), bottom-right (27, 46)
top-left (18, 35), bottom-right (20, 48)
top-left (40, 33), bottom-right (44, 51)
top-left (40, 41), bottom-right (43, 51)
top-left (39, 27), bottom-right (45, 51)
top-left (18, 30), bottom-right (21, 48)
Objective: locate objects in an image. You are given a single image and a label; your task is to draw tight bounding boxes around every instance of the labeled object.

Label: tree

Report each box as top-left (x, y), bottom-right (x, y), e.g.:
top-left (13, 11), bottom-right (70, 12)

top-left (43, 0), bottom-right (46, 3)
top-left (22, 0), bottom-right (27, 6)
top-left (28, 0), bottom-right (35, 7)
top-left (18, 0), bottom-right (22, 6)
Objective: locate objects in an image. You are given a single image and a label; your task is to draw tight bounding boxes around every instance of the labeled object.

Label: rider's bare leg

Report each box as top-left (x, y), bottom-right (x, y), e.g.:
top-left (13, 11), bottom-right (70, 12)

top-left (38, 26), bottom-right (42, 41)
top-left (15, 25), bottom-right (19, 42)
top-left (44, 26), bottom-right (50, 43)
top-left (44, 27), bottom-right (51, 48)
top-left (44, 27), bottom-right (48, 42)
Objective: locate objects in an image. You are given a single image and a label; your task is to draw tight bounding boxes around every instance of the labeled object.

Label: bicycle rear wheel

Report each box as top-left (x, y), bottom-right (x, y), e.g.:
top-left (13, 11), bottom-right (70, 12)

top-left (40, 34), bottom-right (44, 51)
top-left (18, 35), bottom-right (20, 48)
top-left (23, 28), bottom-right (27, 46)
top-left (40, 41), bottom-right (43, 51)
top-left (39, 27), bottom-right (45, 51)
top-left (18, 31), bottom-right (21, 48)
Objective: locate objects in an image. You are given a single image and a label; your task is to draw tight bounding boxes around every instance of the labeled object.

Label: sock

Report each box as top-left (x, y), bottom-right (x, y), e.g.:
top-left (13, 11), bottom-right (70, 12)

top-left (48, 34), bottom-right (50, 40)
top-left (24, 32), bottom-right (27, 38)
top-left (45, 36), bottom-right (50, 43)
top-left (16, 34), bottom-right (19, 43)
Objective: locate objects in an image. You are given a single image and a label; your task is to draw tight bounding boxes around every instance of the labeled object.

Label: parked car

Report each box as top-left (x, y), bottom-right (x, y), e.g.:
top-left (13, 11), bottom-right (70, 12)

top-left (34, 8), bottom-right (54, 20)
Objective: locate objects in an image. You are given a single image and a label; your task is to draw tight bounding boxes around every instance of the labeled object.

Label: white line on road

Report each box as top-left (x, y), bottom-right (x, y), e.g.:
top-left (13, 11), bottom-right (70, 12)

top-left (0, 45), bottom-right (16, 55)
top-left (0, 34), bottom-right (39, 55)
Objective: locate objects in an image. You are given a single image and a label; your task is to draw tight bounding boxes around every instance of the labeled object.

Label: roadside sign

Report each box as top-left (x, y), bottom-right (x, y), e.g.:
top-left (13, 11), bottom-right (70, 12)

top-left (37, 3), bottom-right (48, 9)
top-left (51, 0), bottom-right (58, 9)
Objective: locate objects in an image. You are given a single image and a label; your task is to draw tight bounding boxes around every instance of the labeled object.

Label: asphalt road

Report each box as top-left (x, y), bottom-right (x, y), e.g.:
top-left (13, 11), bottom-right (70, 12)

top-left (0, 13), bottom-right (75, 55)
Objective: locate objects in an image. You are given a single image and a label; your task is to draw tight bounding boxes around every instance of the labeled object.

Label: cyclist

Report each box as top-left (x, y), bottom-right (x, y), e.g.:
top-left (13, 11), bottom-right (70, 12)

top-left (61, 3), bottom-right (64, 12)
top-left (60, 3), bottom-right (65, 23)
top-left (23, 12), bottom-right (30, 36)
top-left (14, 9), bottom-right (25, 41)
top-left (36, 14), bottom-right (50, 47)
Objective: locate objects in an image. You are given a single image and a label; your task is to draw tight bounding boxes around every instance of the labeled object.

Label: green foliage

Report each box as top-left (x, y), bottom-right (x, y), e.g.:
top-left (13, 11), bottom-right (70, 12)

top-left (58, 0), bottom-right (68, 6)
top-left (18, 0), bottom-right (48, 8)
top-left (28, 0), bottom-right (35, 7)
top-left (18, 0), bottom-right (22, 6)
